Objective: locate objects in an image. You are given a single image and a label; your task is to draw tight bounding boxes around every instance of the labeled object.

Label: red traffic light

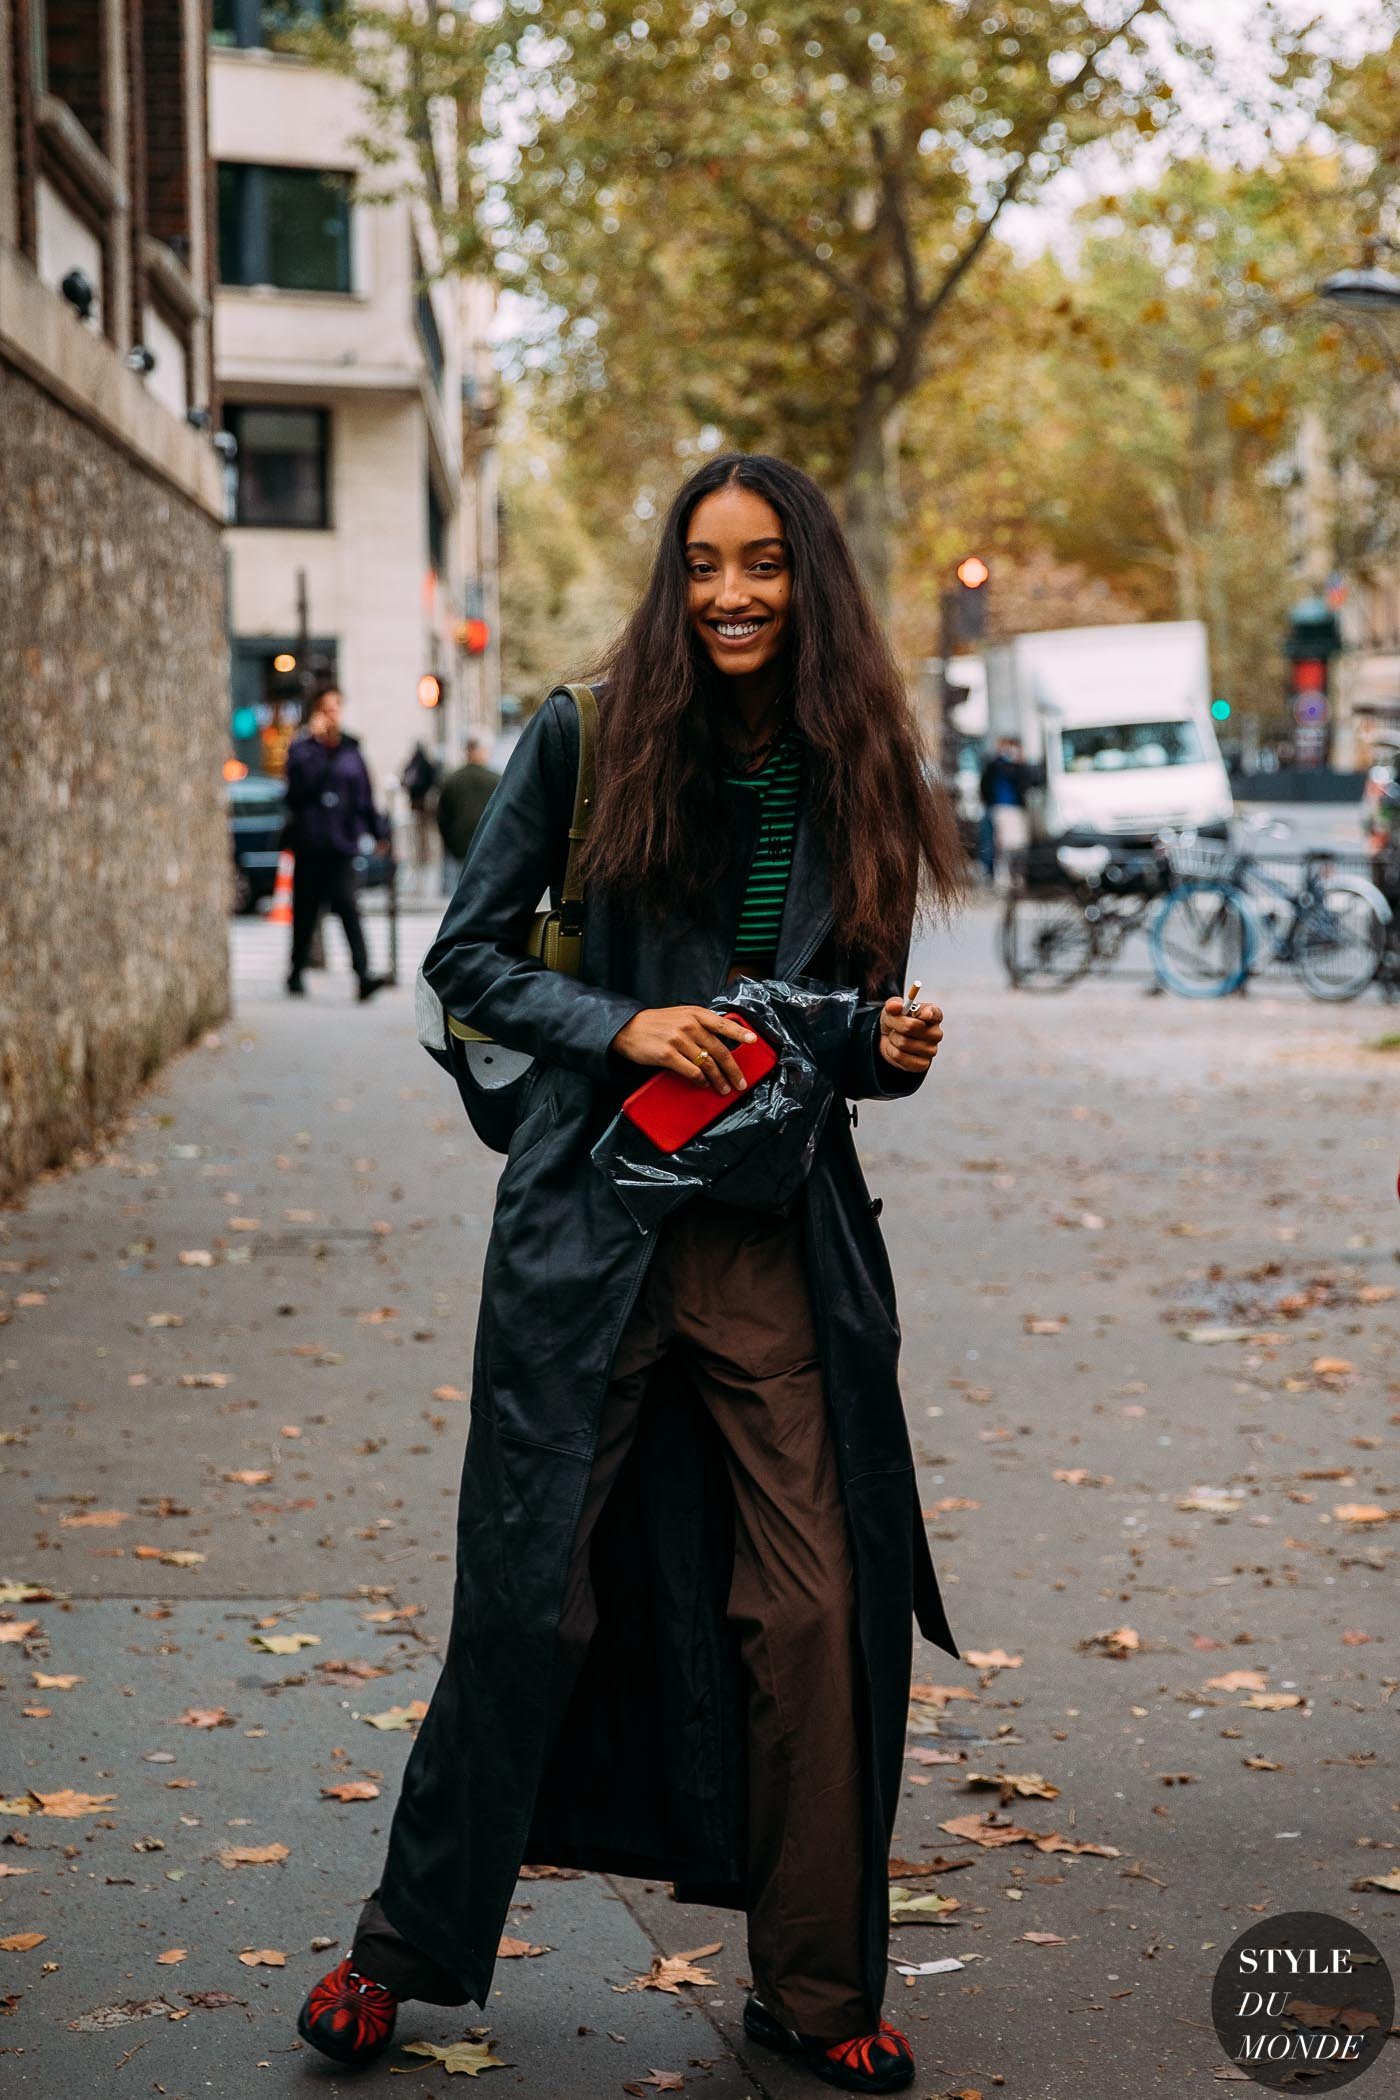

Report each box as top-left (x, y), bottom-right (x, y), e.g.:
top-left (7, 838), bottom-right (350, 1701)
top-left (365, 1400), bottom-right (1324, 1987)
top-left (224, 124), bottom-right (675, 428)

top-left (956, 556), bottom-right (989, 589)
top-left (457, 617), bottom-right (490, 656)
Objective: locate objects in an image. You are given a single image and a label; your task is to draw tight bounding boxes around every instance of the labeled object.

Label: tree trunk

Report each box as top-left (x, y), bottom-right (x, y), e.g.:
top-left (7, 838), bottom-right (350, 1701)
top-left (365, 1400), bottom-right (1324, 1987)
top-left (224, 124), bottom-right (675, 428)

top-left (843, 396), bottom-right (899, 620)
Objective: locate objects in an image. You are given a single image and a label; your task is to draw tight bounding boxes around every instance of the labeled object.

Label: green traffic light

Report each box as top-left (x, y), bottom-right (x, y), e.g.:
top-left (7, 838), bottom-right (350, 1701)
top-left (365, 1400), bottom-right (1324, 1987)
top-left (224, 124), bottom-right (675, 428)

top-left (231, 706), bottom-right (259, 740)
top-left (1210, 699), bottom-right (1231, 721)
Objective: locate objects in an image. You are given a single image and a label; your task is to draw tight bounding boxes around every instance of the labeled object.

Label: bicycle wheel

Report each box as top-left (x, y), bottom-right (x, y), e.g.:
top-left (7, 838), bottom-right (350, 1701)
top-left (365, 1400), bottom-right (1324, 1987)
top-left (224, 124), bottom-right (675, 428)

top-left (1295, 888), bottom-right (1385, 1002)
top-left (1149, 883), bottom-right (1254, 998)
top-left (1000, 891), bottom-right (1093, 990)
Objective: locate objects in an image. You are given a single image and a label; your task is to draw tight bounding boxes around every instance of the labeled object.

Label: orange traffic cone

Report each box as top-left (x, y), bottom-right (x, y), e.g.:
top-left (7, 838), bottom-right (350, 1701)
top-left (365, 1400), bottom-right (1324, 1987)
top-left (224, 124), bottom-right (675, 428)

top-left (268, 850), bottom-right (295, 926)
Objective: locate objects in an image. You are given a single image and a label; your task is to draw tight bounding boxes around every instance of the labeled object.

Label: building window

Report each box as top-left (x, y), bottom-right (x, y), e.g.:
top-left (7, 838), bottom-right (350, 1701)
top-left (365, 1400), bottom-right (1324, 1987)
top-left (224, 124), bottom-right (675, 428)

top-left (225, 405), bottom-right (330, 528)
top-left (427, 474), bottom-right (446, 575)
top-left (415, 279), bottom-right (444, 393)
top-left (217, 163), bottom-right (351, 293)
top-left (212, 0), bottom-right (341, 51)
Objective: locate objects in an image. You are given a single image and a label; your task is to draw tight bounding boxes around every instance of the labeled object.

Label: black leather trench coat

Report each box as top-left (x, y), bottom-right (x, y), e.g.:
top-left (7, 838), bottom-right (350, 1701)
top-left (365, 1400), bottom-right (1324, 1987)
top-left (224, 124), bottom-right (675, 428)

top-left (376, 688), bottom-right (961, 2017)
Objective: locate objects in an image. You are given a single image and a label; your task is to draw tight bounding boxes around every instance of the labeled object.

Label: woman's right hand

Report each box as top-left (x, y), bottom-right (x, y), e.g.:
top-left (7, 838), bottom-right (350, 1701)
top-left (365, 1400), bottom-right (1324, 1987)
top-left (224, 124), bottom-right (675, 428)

top-left (611, 1007), bottom-right (758, 1096)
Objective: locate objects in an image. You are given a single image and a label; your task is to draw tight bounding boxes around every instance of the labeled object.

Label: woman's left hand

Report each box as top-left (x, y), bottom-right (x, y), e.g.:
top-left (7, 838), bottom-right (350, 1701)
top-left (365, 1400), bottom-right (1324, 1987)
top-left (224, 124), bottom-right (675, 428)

top-left (877, 995), bottom-right (943, 1073)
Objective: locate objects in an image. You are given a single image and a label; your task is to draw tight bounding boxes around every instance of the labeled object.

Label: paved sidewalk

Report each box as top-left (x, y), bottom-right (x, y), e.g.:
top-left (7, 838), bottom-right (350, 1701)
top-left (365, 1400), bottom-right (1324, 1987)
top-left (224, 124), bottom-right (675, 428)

top-left (0, 903), bottom-right (1396, 2097)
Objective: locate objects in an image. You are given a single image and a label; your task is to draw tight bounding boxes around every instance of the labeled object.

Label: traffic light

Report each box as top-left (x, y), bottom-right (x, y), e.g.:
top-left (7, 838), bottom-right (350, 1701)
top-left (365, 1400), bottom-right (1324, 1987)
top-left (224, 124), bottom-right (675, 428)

top-left (1285, 596), bottom-right (1342, 664)
top-left (456, 617), bottom-right (490, 656)
top-left (1210, 699), bottom-right (1231, 722)
top-left (949, 556), bottom-right (990, 643)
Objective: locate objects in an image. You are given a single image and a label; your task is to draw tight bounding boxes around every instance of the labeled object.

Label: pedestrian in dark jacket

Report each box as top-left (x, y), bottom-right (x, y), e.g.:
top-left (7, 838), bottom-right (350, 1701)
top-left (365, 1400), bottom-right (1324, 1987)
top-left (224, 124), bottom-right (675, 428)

top-left (297, 455), bottom-right (966, 2093)
top-left (435, 735), bottom-right (501, 890)
top-left (283, 689), bottom-right (391, 1001)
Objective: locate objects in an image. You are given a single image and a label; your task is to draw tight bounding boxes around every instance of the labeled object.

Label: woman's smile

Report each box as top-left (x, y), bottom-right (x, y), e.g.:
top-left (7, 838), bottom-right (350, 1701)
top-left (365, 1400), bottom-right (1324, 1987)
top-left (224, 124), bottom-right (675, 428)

top-left (686, 483), bottom-right (792, 678)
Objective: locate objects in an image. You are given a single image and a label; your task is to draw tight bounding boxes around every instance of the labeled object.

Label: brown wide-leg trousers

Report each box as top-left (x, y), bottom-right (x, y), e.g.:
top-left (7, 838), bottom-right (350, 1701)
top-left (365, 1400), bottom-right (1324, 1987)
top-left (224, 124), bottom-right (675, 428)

top-left (353, 1193), bottom-right (871, 2040)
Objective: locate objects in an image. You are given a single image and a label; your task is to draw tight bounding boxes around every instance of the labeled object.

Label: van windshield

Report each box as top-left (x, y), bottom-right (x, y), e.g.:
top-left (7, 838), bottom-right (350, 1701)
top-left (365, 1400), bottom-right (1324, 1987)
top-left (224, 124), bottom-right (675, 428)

top-left (1060, 719), bottom-right (1204, 772)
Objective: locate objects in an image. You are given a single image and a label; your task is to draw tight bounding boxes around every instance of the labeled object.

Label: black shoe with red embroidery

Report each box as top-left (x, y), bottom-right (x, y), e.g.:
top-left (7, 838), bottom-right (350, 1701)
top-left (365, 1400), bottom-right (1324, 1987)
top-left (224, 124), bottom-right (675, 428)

top-left (297, 1957), bottom-right (399, 2066)
top-left (743, 1993), bottom-right (915, 2092)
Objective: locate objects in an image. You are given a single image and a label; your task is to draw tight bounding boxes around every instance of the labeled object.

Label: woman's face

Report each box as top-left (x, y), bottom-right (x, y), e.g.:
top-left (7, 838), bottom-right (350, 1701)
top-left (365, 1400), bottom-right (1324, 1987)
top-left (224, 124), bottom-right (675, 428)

top-left (685, 484), bottom-right (792, 680)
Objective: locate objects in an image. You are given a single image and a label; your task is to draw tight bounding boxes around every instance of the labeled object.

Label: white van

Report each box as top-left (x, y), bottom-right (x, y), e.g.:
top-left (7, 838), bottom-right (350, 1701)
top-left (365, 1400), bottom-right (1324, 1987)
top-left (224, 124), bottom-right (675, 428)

top-left (982, 621), bottom-right (1234, 845)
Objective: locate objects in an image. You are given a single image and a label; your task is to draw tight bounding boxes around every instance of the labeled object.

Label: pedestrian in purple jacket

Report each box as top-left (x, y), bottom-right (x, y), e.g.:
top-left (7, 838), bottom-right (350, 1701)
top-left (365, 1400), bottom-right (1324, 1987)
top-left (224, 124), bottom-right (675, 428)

top-left (283, 689), bottom-right (392, 1000)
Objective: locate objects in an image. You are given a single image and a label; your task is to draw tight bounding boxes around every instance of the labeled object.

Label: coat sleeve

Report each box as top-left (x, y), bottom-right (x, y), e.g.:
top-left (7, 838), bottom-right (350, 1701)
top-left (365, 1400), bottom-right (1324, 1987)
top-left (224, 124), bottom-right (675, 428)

top-left (839, 941), bottom-right (928, 1103)
top-left (421, 693), bottom-right (647, 1081)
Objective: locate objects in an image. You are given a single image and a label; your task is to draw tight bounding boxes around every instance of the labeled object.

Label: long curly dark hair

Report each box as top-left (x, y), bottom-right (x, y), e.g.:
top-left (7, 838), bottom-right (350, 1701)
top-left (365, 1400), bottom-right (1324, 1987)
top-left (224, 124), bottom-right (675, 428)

top-left (578, 452), bottom-right (965, 982)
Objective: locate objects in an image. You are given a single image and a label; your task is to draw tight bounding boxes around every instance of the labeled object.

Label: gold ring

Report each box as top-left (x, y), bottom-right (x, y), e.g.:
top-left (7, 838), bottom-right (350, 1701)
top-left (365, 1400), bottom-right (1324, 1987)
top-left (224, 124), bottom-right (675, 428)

top-left (694, 1049), bottom-right (712, 1065)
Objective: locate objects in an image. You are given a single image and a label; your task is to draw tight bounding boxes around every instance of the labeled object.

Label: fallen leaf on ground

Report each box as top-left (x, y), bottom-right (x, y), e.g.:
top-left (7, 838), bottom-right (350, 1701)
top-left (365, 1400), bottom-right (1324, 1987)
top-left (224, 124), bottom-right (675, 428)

top-left (321, 1782), bottom-right (380, 1803)
top-left (628, 2073), bottom-right (686, 2091)
top-left (432, 1385), bottom-right (465, 1402)
top-left (0, 1933), bottom-right (46, 1952)
top-left (889, 1885), bottom-right (960, 1920)
top-left (964, 1772), bottom-right (1060, 1800)
top-left (32, 1673), bottom-right (81, 1690)
top-left (1243, 1757), bottom-right (1284, 1771)
top-left (0, 1621), bottom-right (38, 1644)
top-left (1355, 1871), bottom-right (1400, 1894)
top-left (66, 1998), bottom-right (181, 2030)
top-left (613, 1944), bottom-right (723, 1995)
top-left (1052, 1469), bottom-right (1112, 1487)
top-left (923, 1498), bottom-right (981, 1515)
top-left (31, 1790), bottom-right (116, 1817)
top-left (223, 1470), bottom-right (273, 1486)
top-left (1204, 1670), bottom-right (1268, 1693)
top-left (887, 1856), bottom-right (973, 1879)
top-left (132, 1547), bottom-right (206, 1568)
top-left (1177, 1488), bottom-right (1243, 1513)
top-left (1023, 1316), bottom-right (1067, 1335)
top-left (1021, 1931), bottom-right (1067, 1946)
top-left (1079, 1627), bottom-right (1140, 1660)
top-left (155, 1949), bottom-right (187, 1965)
top-left (964, 1649), bottom-right (1021, 1671)
top-left (1032, 1834), bottom-right (1120, 1857)
top-left (178, 1251), bottom-right (214, 1267)
top-left (237, 1949), bottom-right (286, 1967)
top-left (908, 1682), bottom-right (978, 1712)
top-left (60, 1509), bottom-right (130, 1528)
top-left (0, 1865), bottom-right (33, 1877)
top-left (1333, 1505), bottom-right (1392, 1526)
top-left (0, 1583), bottom-right (51, 1604)
top-left (906, 1748), bottom-right (963, 1766)
top-left (1242, 1692), bottom-right (1306, 1711)
top-left (395, 2037), bottom-right (507, 2075)
top-left (496, 1936), bottom-right (549, 1958)
top-left (938, 1813), bottom-right (1038, 1849)
top-left (364, 1701), bottom-right (429, 1731)
top-left (172, 1708), bottom-right (235, 1730)
top-left (249, 1633), bottom-right (320, 1655)
top-left (183, 1989), bottom-right (245, 2009)
top-left (218, 1843), bottom-right (289, 1869)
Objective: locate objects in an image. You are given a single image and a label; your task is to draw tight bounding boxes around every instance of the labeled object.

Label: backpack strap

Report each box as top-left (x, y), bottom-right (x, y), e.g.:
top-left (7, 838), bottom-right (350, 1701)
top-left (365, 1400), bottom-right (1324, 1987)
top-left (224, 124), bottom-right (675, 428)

top-left (556, 682), bottom-right (597, 940)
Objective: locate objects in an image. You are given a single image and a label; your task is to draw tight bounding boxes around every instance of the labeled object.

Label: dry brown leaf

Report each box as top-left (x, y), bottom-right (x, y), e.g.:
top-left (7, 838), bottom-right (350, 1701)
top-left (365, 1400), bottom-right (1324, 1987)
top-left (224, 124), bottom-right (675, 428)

top-left (0, 1864), bottom-right (33, 1877)
top-left (363, 1701), bottom-right (429, 1731)
top-left (32, 1673), bottom-right (81, 1690)
top-left (923, 1497), bottom-right (981, 1515)
top-left (320, 1782), bottom-right (380, 1803)
top-left (218, 1843), bottom-right (289, 1869)
top-left (0, 1621), bottom-right (39, 1644)
top-left (964, 1771), bottom-right (1060, 1800)
top-left (937, 1813), bottom-right (1038, 1849)
top-left (155, 1949), bottom-right (187, 1965)
top-left (909, 1682), bottom-right (978, 1711)
top-left (432, 1385), bottom-right (466, 1401)
top-left (178, 1374), bottom-right (229, 1389)
top-left (1243, 1756), bottom-right (1284, 1771)
top-left (964, 1648), bottom-right (1022, 1671)
top-left (1242, 1692), bottom-right (1306, 1711)
top-left (0, 1933), bottom-right (47, 1952)
top-left (60, 1509), bottom-right (130, 1529)
top-left (1333, 1504), bottom-right (1391, 1526)
top-left (132, 1546), bottom-right (206, 1568)
top-left (496, 1936), bottom-right (548, 1958)
top-left (172, 1708), bottom-right (235, 1730)
top-left (613, 1943), bottom-right (723, 1995)
top-left (32, 1790), bottom-right (116, 1817)
top-left (1355, 1870), bottom-right (1400, 1894)
top-left (1031, 1834), bottom-right (1121, 1857)
top-left (395, 2037), bottom-right (507, 2075)
top-left (1204, 1669), bottom-right (1269, 1693)
top-left (1023, 1316), bottom-right (1067, 1335)
top-left (248, 1632), bottom-right (320, 1655)
top-left (178, 1250), bottom-right (214, 1267)
top-left (1080, 1627), bottom-right (1140, 1660)
top-left (223, 1470), bottom-right (273, 1486)
top-left (1021, 1932), bottom-right (1067, 1946)
top-left (237, 1949), bottom-right (286, 1967)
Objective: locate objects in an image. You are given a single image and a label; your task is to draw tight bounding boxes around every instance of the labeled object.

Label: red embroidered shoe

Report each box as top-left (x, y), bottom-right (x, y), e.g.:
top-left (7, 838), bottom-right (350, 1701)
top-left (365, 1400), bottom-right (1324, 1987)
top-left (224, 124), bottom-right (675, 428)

top-left (743, 1993), bottom-right (915, 2093)
top-left (297, 1956), bottom-right (399, 2066)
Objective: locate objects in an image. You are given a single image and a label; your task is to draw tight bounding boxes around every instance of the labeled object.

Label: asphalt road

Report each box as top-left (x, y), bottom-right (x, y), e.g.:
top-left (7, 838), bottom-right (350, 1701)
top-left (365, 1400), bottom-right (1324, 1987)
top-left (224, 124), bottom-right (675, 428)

top-left (1, 901), bottom-right (1396, 2100)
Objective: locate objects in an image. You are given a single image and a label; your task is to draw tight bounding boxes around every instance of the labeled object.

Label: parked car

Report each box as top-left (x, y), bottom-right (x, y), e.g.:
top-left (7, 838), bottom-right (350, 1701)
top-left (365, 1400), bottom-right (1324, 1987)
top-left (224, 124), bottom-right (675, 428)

top-left (227, 770), bottom-right (396, 914)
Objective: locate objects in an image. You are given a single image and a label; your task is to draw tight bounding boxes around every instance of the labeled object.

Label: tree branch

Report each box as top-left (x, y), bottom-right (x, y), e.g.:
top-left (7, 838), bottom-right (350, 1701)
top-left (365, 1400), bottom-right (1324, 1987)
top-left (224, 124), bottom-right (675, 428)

top-left (736, 190), bottom-right (898, 339)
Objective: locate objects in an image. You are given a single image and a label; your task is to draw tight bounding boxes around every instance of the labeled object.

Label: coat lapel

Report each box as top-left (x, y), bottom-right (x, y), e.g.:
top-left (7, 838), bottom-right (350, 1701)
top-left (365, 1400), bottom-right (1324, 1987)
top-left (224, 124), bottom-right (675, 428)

top-left (774, 763), bottom-right (834, 978)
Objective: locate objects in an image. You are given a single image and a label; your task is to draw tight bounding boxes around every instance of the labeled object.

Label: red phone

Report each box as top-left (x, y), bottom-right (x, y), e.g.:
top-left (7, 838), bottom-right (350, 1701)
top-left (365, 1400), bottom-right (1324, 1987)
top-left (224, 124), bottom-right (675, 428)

top-left (622, 1016), bottom-right (778, 1154)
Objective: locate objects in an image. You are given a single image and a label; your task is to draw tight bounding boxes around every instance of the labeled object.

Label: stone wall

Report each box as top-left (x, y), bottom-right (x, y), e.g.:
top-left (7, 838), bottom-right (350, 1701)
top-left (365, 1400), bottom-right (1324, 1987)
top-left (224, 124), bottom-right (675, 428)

top-left (0, 359), bottom-right (230, 1200)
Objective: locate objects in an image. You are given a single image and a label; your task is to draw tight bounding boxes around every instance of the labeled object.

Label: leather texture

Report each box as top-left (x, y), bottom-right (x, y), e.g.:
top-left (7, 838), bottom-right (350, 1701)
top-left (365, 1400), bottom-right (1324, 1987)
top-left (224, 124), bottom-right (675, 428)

top-left (376, 687), bottom-right (960, 2023)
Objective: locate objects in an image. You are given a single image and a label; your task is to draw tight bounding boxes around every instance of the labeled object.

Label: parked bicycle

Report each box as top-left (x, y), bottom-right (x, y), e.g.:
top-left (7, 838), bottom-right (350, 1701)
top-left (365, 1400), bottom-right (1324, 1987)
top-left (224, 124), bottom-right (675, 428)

top-left (1000, 835), bottom-right (1170, 991)
top-left (1148, 815), bottom-right (1390, 1002)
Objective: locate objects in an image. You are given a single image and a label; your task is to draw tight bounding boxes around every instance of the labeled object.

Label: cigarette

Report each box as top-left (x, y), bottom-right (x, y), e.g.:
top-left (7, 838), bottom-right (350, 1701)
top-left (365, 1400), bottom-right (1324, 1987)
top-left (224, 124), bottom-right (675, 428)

top-left (903, 981), bottom-right (923, 1015)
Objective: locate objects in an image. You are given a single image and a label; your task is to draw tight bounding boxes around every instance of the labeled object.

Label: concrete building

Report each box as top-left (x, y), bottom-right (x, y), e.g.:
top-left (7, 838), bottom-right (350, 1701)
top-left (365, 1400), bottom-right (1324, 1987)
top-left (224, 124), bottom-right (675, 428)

top-left (209, 4), bottom-right (500, 826)
top-left (0, 0), bottom-right (230, 1200)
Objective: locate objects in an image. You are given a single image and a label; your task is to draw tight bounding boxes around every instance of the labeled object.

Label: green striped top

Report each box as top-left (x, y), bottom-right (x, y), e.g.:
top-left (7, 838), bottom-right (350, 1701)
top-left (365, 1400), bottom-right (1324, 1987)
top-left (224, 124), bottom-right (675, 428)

top-left (724, 731), bottom-right (802, 967)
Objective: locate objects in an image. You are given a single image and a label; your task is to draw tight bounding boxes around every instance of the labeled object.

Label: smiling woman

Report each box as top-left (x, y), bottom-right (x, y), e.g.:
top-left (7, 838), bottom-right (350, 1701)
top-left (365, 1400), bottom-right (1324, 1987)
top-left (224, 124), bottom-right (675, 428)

top-left (298, 452), bottom-right (965, 2096)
